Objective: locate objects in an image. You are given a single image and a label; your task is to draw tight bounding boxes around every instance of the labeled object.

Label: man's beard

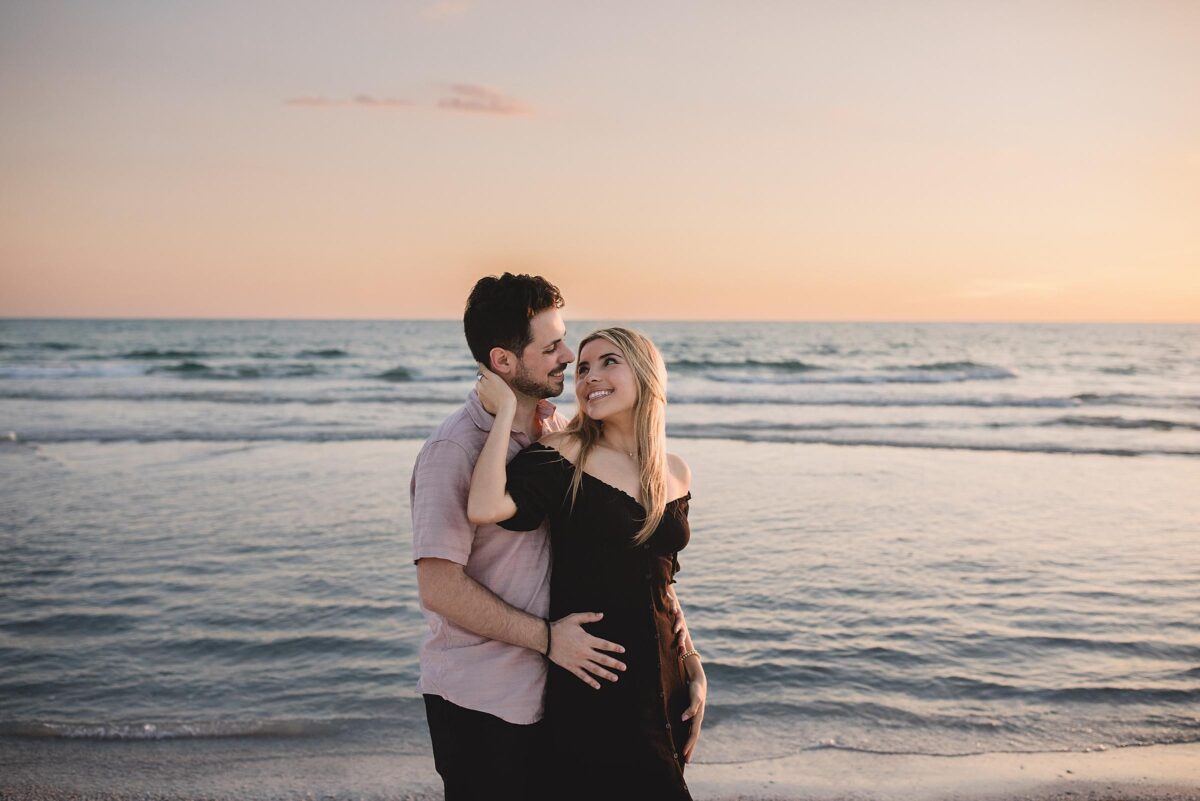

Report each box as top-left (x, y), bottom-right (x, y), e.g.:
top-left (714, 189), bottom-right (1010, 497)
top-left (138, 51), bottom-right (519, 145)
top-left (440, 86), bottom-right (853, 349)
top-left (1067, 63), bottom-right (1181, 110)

top-left (512, 362), bottom-right (566, 400)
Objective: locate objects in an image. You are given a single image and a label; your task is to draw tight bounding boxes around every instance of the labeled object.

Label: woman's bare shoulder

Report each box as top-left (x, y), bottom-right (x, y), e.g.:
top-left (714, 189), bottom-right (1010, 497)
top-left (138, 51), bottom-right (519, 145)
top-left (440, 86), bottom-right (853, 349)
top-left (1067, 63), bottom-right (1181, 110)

top-left (667, 452), bottom-right (692, 491)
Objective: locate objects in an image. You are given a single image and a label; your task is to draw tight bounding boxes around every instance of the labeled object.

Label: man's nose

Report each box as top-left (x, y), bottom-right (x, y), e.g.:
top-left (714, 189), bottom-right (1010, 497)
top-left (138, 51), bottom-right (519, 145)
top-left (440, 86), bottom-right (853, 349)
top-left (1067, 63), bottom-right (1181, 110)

top-left (562, 345), bottom-right (576, 363)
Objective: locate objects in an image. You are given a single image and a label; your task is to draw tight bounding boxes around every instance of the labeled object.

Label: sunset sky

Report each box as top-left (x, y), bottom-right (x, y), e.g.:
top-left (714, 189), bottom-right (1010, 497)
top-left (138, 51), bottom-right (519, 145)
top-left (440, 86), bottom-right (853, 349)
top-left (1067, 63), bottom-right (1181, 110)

top-left (1, 1), bottom-right (1197, 322)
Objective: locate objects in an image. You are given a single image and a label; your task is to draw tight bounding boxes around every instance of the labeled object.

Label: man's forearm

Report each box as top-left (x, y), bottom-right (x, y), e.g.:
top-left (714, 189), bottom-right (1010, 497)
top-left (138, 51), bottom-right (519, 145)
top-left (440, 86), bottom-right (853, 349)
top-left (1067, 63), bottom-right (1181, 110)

top-left (421, 563), bottom-right (548, 654)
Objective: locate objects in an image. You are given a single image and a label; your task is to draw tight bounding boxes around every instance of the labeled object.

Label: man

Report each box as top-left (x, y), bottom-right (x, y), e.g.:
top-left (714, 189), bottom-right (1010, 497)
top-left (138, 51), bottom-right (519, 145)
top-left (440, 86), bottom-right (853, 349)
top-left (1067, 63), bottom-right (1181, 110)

top-left (411, 274), bottom-right (638, 799)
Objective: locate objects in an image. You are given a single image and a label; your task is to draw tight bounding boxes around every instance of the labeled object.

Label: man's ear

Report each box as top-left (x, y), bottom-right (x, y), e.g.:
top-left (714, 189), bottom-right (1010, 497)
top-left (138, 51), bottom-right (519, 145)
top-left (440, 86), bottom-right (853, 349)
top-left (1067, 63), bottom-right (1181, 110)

top-left (487, 347), bottom-right (517, 376)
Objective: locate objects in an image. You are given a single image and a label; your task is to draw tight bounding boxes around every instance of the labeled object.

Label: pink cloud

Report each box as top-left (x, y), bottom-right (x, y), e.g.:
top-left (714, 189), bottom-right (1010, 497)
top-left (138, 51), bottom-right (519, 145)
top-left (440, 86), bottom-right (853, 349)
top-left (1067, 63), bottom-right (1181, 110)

top-left (284, 85), bottom-right (531, 117)
top-left (436, 83), bottom-right (532, 116)
top-left (350, 94), bottom-right (416, 108)
top-left (283, 95), bottom-right (416, 109)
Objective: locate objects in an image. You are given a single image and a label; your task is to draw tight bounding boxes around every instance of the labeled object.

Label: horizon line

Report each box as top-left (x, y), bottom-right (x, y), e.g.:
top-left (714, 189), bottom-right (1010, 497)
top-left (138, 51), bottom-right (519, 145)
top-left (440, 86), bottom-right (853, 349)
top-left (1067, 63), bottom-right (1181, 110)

top-left (1, 316), bottom-right (1197, 326)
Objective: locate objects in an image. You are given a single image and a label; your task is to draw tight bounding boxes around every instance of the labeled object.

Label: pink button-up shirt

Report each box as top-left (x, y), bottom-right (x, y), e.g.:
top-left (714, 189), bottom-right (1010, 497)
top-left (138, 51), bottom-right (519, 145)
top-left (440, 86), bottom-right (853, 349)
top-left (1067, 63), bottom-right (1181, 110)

top-left (410, 389), bottom-right (566, 724)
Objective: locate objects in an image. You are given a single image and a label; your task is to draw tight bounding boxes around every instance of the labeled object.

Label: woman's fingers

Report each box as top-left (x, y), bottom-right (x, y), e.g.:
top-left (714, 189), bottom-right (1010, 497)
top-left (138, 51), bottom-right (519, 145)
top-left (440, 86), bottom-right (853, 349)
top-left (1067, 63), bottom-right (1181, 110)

top-left (473, 361), bottom-right (516, 413)
top-left (682, 681), bottom-right (706, 763)
top-left (682, 714), bottom-right (703, 762)
top-left (682, 733), bottom-right (697, 762)
top-left (475, 361), bottom-right (498, 378)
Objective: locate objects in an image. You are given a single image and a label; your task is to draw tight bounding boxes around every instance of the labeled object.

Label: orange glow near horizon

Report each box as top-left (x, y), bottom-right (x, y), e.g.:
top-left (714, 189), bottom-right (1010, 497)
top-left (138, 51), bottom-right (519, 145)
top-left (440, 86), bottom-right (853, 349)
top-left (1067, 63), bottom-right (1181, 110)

top-left (1, 2), bottom-right (1197, 323)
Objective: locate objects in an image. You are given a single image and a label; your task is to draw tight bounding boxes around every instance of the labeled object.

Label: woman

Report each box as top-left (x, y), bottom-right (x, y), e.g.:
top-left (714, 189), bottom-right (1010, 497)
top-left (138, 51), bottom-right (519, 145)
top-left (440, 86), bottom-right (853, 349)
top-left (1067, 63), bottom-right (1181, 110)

top-left (468, 327), bottom-right (705, 800)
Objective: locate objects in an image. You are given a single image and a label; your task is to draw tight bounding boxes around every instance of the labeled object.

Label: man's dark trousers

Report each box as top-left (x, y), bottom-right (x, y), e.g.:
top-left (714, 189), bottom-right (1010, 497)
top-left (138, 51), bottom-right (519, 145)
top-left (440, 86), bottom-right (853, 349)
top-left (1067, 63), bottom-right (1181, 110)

top-left (423, 693), bottom-right (546, 800)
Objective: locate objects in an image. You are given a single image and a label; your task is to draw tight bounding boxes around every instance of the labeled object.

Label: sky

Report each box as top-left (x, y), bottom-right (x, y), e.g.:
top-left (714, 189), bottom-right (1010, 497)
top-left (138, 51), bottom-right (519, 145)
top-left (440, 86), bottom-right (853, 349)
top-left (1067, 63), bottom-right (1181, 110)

top-left (1, 0), bottom-right (1197, 322)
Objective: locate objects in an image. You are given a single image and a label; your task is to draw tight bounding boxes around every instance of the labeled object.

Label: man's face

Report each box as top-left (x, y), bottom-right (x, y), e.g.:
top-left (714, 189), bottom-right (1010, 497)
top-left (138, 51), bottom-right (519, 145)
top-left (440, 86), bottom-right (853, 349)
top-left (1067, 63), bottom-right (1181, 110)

top-left (511, 308), bottom-right (574, 400)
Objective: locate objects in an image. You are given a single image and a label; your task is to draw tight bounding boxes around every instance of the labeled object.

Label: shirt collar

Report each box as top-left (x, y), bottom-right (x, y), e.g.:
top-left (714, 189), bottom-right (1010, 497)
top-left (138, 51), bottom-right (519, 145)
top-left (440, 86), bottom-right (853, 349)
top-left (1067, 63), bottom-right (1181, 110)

top-left (465, 388), bottom-right (558, 442)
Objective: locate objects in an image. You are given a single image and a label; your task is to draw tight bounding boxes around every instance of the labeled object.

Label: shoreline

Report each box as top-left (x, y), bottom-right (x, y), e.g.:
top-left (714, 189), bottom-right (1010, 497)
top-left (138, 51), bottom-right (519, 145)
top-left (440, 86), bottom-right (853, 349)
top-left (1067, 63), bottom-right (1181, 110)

top-left (2, 740), bottom-right (1197, 801)
top-left (691, 741), bottom-right (1200, 800)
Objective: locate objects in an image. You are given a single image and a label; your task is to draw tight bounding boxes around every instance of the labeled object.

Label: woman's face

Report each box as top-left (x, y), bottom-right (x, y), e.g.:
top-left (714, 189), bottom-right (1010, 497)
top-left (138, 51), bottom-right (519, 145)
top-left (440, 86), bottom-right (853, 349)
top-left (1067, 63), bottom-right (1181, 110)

top-left (575, 337), bottom-right (637, 422)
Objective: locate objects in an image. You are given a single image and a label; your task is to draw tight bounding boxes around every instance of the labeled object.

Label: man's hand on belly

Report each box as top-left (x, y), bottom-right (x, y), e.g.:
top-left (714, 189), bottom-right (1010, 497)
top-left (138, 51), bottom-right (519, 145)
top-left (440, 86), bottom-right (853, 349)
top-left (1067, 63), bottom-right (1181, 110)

top-left (549, 612), bottom-right (627, 690)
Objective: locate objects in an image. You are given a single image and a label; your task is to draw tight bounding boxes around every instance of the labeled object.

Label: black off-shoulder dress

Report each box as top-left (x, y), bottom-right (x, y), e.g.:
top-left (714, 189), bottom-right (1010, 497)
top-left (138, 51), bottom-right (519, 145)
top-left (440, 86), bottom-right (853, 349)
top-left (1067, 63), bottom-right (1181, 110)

top-left (499, 442), bottom-right (694, 801)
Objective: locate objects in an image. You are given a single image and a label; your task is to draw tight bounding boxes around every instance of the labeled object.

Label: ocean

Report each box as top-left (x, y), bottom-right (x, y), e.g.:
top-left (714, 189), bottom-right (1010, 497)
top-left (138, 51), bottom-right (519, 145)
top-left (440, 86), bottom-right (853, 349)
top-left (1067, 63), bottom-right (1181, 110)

top-left (1, 319), bottom-right (1198, 785)
top-left (2, 319), bottom-right (1199, 457)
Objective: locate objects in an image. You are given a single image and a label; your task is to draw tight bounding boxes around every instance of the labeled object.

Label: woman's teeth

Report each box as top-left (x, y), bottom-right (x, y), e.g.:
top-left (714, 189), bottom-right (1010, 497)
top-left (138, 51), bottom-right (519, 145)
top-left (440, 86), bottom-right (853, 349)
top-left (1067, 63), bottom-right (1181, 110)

top-left (587, 389), bottom-right (612, 401)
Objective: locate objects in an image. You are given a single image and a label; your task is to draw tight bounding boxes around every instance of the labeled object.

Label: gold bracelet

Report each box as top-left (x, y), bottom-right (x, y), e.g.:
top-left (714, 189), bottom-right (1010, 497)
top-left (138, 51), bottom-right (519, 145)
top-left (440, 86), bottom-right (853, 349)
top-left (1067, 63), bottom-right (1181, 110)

top-left (679, 648), bottom-right (700, 662)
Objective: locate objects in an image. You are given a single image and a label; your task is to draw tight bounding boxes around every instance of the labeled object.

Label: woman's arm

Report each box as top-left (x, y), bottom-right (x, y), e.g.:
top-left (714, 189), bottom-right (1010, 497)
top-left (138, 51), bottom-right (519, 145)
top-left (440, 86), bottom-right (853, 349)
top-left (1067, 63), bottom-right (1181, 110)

top-left (679, 588), bottom-right (706, 763)
top-left (667, 451), bottom-right (705, 762)
top-left (466, 366), bottom-right (519, 525)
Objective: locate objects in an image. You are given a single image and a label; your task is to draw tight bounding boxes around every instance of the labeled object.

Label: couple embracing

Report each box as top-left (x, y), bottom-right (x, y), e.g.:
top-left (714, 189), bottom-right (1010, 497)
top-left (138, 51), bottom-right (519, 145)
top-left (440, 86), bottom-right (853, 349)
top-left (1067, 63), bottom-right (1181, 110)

top-left (411, 273), bottom-right (706, 800)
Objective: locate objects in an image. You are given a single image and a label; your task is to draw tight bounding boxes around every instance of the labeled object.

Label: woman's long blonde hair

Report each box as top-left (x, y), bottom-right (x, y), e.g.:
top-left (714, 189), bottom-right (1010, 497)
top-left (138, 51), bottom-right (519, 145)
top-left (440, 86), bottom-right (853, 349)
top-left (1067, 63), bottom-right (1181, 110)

top-left (561, 327), bottom-right (668, 545)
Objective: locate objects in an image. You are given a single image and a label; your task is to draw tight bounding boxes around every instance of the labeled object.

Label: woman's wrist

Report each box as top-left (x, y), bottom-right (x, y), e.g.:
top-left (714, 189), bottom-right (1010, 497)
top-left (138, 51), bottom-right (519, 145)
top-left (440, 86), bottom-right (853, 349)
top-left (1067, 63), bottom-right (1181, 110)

top-left (494, 399), bottom-right (517, 423)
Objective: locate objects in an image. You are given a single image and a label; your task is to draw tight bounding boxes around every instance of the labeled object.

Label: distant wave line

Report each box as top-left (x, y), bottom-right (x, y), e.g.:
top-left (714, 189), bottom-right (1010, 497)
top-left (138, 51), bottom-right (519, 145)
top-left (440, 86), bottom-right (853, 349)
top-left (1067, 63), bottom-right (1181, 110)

top-left (0, 363), bottom-right (451, 382)
top-left (6, 429), bottom-right (1198, 458)
top-left (2, 388), bottom-right (1195, 411)
top-left (665, 429), bottom-right (1200, 458)
top-left (0, 719), bottom-right (340, 740)
top-left (5, 714), bottom-right (1197, 755)
top-left (693, 360), bottom-right (1019, 385)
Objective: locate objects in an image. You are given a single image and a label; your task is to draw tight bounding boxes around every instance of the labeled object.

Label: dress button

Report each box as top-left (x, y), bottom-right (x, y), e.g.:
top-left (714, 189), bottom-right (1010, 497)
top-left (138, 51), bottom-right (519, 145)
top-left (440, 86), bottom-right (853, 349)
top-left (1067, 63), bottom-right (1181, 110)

top-left (665, 723), bottom-right (671, 730)
top-left (673, 752), bottom-right (678, 759)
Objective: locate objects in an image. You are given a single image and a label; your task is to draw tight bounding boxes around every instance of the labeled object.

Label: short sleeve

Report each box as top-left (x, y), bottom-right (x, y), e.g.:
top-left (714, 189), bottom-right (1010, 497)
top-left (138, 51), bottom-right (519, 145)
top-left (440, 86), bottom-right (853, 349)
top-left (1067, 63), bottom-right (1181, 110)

top-left (498, 445), bottom-right (570, 532)
top-left (410, 439), bottom-right (475, 565)
top-left (668, 493), bottom-right (690, 584)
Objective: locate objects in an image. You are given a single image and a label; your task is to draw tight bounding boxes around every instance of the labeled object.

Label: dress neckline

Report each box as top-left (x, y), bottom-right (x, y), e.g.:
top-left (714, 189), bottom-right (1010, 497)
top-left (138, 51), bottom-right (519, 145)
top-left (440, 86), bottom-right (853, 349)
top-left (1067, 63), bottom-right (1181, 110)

top-left (526, 442), bottom-right (691, 511)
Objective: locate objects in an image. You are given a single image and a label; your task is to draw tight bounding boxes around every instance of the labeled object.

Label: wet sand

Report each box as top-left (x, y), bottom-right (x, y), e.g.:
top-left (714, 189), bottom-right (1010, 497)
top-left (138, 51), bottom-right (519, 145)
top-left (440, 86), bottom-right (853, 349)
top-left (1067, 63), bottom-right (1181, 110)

top-left (1, 738), bottom-right (1197, 800)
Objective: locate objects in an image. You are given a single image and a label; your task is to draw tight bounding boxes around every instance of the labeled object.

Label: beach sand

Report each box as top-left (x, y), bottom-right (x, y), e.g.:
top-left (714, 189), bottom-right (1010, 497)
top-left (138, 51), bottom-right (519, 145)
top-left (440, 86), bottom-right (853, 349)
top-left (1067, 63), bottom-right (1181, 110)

top-left (691, 742), bottom-right (1200, 800)
top-left (2, 738), bottom-right (1197, 800)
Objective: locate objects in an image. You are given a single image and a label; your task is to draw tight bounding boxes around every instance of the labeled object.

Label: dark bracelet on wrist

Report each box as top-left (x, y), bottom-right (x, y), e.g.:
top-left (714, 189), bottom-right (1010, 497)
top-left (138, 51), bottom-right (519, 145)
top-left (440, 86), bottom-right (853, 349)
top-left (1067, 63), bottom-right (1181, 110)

top-left (544, 619), bottom-right (552, 657)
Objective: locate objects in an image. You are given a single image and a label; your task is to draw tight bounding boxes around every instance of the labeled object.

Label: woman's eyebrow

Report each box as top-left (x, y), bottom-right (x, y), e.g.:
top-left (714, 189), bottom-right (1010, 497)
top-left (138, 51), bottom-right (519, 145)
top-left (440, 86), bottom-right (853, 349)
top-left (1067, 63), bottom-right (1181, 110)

top-left (597, 352), bottom-right (620, 360)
